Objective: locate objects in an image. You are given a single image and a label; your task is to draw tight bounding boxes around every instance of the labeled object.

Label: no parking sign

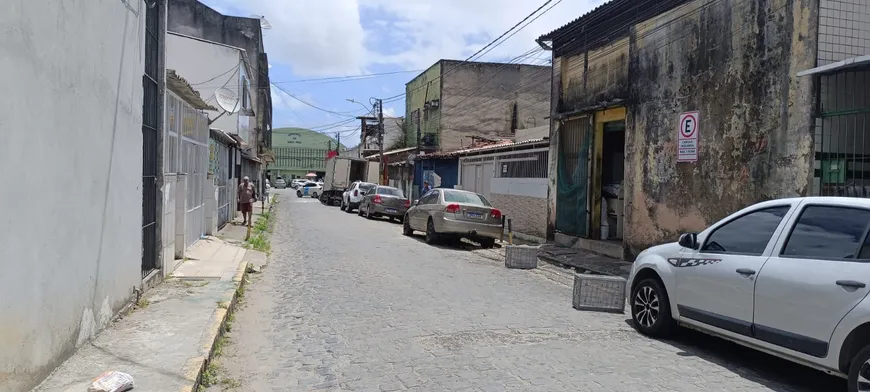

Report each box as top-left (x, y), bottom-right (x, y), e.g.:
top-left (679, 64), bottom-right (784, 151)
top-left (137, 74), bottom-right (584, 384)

top-left (678, 111), bottom-right (699, 162)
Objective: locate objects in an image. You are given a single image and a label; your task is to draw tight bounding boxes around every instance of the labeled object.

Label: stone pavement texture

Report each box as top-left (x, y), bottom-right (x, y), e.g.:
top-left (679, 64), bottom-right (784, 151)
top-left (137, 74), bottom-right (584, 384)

top-left (209, 189), bottom-right (845, 392)
top-left (34, 235), bottom-right (257, 392)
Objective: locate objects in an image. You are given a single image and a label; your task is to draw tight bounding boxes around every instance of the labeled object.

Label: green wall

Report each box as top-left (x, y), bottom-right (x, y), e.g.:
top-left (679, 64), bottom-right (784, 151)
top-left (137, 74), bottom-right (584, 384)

top-left (404, 62), bottom-right (442, 148)
top-left (271, 127), bottom-right (344, 178)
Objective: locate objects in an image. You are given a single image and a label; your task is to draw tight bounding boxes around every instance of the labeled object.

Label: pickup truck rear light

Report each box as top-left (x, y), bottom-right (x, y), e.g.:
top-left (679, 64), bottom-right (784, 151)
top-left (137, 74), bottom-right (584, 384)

top-left (490, 208), bottom-right (502, 219)
top-left (354, 189), bottom-right (358, 197)
top-left (445, 204), bottom-right (461, 213)
top-left (403, 199), bottom-right (411, 208)
top-left (373, 195), bottom-right (383, 204)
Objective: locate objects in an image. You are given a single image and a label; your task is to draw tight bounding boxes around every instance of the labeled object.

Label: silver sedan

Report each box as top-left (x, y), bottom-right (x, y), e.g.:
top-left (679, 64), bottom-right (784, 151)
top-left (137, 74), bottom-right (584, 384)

top-left (358, 186), bottom-right (410, 222)
top-left (402, 188), bottom-right (502, 248)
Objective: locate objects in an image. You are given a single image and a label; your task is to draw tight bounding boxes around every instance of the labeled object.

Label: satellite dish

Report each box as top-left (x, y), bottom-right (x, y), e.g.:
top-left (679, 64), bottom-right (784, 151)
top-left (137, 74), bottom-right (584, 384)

top-left (407, 153), bottom-right (417, 165)
top-left (214, 88), bottom-right (241, 114)
top-left (251, 15), bottom-right (272, 30)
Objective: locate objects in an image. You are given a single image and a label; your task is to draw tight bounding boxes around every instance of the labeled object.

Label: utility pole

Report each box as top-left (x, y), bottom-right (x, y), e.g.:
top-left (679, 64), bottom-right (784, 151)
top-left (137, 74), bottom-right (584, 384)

top-left (336, 132), bottom-right (341, 155)
top-left (415, 109), bottom-right (421, 154)
top-left (376, 98), bottom-right (385, 185)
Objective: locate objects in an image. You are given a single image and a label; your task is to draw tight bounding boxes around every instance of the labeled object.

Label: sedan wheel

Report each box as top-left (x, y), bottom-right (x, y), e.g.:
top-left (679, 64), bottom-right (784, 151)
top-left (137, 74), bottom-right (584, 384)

top-left (848, 346), bottom-right (870, 392)
top-left (402, 216), bottom-right (413, 236)
top-left (366, 206), bottom-right (376, 220)
top-left (425, 219), bottom-right (439, 244)
top-left (630, 278), bottom-right (675, 337)
top-left (357, 205), bottom-right (364, 216)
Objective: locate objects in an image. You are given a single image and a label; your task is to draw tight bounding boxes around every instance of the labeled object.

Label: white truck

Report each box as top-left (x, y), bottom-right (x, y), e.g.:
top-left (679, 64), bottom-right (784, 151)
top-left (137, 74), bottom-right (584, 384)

top-left (321, 156), bottom-right (379, 206)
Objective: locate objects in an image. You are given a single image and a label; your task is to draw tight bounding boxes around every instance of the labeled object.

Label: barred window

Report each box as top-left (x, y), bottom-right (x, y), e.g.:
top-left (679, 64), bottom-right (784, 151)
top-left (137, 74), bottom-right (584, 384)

top-left (494, 151), bottom-right (548, 178)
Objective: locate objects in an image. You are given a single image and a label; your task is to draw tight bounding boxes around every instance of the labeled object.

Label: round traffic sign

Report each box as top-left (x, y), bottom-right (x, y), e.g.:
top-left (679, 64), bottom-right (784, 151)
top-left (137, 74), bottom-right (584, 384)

top-left (680, 113), bottom-right (698, 138)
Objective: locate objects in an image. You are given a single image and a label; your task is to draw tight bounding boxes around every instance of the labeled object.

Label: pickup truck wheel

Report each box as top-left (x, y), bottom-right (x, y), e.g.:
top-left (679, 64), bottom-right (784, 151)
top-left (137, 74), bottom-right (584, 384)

top-left (425, 218), bottom-right (439, 244)
top-left (340, 200), bottom-right (346, 211)
top-left (346, 201), bottom-right (355, 213)
top-left (403, 217), bottom-right (413, 236)
top-left (312, 192), bottom-right (318, 198)
top-left (630, 278), bottom-right (675, 338)
top-left (296, 191), bottom-right (302, 198)
top-left (479, 239), bottom-right (496, 249)
top-left (848, 345), bottom-right (870, 392)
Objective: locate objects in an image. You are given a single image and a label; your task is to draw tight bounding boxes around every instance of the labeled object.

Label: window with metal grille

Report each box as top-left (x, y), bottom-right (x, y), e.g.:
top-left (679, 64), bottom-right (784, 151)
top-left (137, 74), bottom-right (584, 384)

top-left (494, 150), bottom-right (548, 178)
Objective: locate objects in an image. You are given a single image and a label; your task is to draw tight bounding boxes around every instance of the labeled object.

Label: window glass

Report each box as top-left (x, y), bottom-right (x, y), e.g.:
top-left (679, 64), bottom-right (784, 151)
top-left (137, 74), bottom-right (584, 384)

top-left (701, 206), bottom-right (791, 255)
top-left (422, 191), bottom-right (439, 204)
top-left (359, 183), bottom-right (376, 193)
top-left (443, 190), bottom-right (492, 207)
top-left (783, 205), bottom-right (870, 259)
top-left (377, 187), bottom-right (404, 197)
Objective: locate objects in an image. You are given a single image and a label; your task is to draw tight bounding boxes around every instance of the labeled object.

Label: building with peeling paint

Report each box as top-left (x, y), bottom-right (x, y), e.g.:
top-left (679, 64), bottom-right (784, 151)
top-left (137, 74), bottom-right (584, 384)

top-left (403, 60), bottom-right (551, 153)
top-left (536, 0), bottom-right (867, 259)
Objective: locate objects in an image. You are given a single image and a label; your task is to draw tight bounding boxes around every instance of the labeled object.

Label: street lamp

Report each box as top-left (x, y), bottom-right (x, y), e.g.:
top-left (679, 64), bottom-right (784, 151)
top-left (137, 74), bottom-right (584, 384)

top-left (346, 98), bottom-right (371, 112)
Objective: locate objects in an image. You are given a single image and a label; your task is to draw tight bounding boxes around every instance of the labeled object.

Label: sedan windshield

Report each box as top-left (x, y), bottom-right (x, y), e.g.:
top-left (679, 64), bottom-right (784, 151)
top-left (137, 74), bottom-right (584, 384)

top-left (443, 190), bottom-right (491, 206)
top-left (359, 183), bottom-right (376, 192)
top-left (377, 187), bottom-right (404, 198)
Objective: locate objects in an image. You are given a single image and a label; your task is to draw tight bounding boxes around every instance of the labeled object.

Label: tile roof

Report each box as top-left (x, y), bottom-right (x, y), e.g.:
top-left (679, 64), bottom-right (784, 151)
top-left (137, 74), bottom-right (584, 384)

top-left (419, 137), bottom-right (549, 159)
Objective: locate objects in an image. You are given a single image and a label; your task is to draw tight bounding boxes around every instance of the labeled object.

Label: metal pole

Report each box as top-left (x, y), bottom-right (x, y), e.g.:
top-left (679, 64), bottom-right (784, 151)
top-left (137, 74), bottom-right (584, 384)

top-left (377, 98), bottom-right (385, 184)
top-left (507, 218), bottom-right (513, 245)
top-left (500, 215), bottom-right (506, 242)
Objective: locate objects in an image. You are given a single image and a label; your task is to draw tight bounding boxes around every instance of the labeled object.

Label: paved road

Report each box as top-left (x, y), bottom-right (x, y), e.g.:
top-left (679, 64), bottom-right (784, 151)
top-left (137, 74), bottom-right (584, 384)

top-left (212, 189), bottom-right (845, 391)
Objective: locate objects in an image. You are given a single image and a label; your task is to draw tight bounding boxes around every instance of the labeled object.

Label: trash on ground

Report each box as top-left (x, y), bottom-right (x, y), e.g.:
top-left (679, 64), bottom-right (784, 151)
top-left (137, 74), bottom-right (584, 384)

top-left (88, 371), bottom-right (135, 392)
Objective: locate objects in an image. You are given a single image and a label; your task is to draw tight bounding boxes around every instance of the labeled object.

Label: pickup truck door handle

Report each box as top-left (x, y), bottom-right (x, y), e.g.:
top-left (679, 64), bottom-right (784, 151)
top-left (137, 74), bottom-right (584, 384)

top-left (735, 268), bottom-right (756, 276)
top-left (836, 280), bottom-right (867, 289)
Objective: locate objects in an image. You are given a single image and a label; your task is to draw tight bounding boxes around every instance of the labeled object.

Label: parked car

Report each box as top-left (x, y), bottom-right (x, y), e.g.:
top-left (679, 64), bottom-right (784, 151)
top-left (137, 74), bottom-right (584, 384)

top-left (291, 179), bottom-right (307, 189)
top-left (626, 196), bottom-right (870, 389)
top-left (273, 177), bottom-right (287, 189)
top-left (358, 186), bottom-right (410, 222)
top-left (402, 188), bottom-right (501, 248)
top-left (341, 181), bottom-right (376, 213)
top-left (296, 182), bottom-right (322, 198)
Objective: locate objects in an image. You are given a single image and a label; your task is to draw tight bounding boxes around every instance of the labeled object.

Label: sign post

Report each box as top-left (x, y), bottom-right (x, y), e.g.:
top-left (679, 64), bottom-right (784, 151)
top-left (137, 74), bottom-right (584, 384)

top-left (677, 111), bottom-right (699, 162)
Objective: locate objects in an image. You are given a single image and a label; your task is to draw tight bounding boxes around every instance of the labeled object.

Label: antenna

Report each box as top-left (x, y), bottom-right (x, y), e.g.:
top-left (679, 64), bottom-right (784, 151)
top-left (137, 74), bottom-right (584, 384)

top-left (251, 15), bottom-right (272, 30)
top-left (208, 88), bottom-right (241, 125)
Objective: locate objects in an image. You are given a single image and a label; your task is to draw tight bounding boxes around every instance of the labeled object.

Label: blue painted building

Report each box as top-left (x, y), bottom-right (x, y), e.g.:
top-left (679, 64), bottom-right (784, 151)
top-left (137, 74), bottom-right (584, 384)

top-left (413, 155), bottom-right (459, 200)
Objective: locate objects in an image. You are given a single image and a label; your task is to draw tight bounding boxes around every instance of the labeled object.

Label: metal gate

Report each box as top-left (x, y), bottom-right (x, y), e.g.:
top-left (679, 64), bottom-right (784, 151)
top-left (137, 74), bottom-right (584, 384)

top-left (181, 105), bottom-right (209, 249)
top-left (211, 140), bottom-right (231, 228)
top-left (555, 116), bottom-right (592, 237)
top-left (813, 69), bottom-right (870, 197)
top-left (141, 1), bottom-right (160, 276)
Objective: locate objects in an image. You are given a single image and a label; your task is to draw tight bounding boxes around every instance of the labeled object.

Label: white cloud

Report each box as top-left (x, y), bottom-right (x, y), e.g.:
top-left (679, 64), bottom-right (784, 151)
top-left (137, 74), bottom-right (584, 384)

top-left (383, 107), bottom-right (397, 117)
top-left (270, 89), bottom-right (317, 113)
top-left (210, 0), bottom-right (606, 76)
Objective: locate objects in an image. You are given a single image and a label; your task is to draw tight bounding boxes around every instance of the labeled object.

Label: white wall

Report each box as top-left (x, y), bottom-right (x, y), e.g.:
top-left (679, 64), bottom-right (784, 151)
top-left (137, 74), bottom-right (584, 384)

top-left (166, 33), bottom-right (253, 142)
top-left (490, 178), bottom-right (548, 198)
top-left (0, 0), bottom-right (146, 390)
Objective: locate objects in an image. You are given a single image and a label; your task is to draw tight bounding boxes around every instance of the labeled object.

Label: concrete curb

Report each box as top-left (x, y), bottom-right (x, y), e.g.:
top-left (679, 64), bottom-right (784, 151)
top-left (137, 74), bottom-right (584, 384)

top-left (177, 260), bottom-right (249, 392)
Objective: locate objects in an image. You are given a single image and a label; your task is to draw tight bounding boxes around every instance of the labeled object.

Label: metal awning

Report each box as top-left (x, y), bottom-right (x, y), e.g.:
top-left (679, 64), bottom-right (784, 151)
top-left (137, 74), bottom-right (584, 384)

top-left (797, 55), bottom-right (870, 77)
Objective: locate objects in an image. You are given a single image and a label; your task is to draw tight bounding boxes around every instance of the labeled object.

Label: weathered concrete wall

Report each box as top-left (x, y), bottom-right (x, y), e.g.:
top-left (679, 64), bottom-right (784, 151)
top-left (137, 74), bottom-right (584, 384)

top-left (404, 63), bottom-right (442, 148)
top-left (623, 0), bottom-right (818, 257)
top-left (490, 193), bottom-right (548, 239)
top-left (559, 38), bottom-right (630, 113)
top-left (0, 0), bottom-right (147, 390)
top-left (546, 55), bottom-right (561, 240)
top-left (440, 61), bottom-right (551, 152)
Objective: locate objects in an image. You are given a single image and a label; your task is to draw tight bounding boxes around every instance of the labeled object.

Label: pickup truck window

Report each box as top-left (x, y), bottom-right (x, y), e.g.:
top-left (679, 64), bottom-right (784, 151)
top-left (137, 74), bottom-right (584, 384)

top-left (701, 206), bottom-right (790, 256)
top-left (782, 205), bottom-right (870, 260)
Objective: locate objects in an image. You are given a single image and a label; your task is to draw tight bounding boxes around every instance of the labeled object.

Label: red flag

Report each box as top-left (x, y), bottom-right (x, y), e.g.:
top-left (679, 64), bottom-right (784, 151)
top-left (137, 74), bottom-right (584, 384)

top-left (326, 150), bottom-right (338, 160)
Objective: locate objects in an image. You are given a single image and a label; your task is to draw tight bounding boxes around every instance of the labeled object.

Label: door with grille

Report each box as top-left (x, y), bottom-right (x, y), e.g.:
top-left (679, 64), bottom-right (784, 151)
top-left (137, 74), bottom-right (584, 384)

top-left (141, 0), bottom-right (160, 276)
top-left (555, 116), bottom-right (592, 237)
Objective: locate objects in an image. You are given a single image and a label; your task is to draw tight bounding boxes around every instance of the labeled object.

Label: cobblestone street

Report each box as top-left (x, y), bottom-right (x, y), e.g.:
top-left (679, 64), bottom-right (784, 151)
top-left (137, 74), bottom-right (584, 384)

top-left (211, 190), bottom-right (846, 391)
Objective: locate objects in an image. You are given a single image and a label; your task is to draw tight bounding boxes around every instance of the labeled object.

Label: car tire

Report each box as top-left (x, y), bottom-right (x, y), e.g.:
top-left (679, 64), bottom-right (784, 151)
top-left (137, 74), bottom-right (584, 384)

top-left (848, 345), bottom-right (870, 392)
top-left (312, 192), bottom-right (318, 198)
top-left (630, 278), bottom-right (676, 338)
top-left (403, 216), bottom-right (413, 236)
top-left (425, 218), bottom-right (439, 244)
top-left (479, 238), bottom-right (496, 249)
top-left (366, 206), bottom-right (376, 220)
top-left (296, 191), bottom-right (302, 198)
top-left (358, 205), bottom-right (364, 216)
top-left (346, 201), bottom-right (355, 213)
top-left (340, 200), bottom-right (346, 211)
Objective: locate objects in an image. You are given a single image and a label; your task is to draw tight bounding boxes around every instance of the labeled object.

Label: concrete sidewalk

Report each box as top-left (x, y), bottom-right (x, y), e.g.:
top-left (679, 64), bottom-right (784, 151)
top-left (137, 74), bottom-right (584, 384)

top-left (34, 238), bottom-right (259, 392)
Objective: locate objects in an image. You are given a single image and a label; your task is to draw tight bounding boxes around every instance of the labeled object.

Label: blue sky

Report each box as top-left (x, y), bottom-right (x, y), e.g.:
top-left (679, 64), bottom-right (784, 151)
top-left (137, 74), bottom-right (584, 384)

top-left (200, 0), bottom-right (605, 146)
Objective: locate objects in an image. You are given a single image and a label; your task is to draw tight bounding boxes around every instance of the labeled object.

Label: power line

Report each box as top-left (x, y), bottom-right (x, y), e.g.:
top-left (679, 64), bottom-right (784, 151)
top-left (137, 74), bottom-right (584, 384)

top-left (378, 0), bottom-right (563, 104)
top-left (271, 69), bottom-right (424, 84)
top-left (270, 82), bottom-right (366, 118)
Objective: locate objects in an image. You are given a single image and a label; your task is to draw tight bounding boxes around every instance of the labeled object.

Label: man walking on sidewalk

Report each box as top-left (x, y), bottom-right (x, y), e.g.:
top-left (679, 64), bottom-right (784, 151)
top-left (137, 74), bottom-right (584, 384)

top-left (238, 176), bottom-right (257, 226)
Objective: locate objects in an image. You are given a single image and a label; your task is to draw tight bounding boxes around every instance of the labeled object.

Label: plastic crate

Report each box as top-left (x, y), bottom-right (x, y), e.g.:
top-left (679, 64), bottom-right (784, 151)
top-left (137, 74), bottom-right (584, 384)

top-left (504, 245), bottom-right (539, 269)
top-left (572, 273), bottom-right (626, 314)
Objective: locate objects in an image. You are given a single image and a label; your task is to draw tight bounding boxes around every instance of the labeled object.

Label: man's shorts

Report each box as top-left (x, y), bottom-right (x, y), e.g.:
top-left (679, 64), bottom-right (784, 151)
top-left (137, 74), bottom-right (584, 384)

top-left (239, 202), bottom-right (252, 213)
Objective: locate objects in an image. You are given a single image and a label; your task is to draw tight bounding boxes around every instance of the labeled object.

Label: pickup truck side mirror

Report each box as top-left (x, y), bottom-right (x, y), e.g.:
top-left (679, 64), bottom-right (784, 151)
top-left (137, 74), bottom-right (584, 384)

top-left (678, 233), bottom-right (698, 249)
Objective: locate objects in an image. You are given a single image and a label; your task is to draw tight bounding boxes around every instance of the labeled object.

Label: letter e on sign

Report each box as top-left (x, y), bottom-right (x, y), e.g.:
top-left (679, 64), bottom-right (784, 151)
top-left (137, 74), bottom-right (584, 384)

top-left (677, 111), bottom-right (699, 162)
